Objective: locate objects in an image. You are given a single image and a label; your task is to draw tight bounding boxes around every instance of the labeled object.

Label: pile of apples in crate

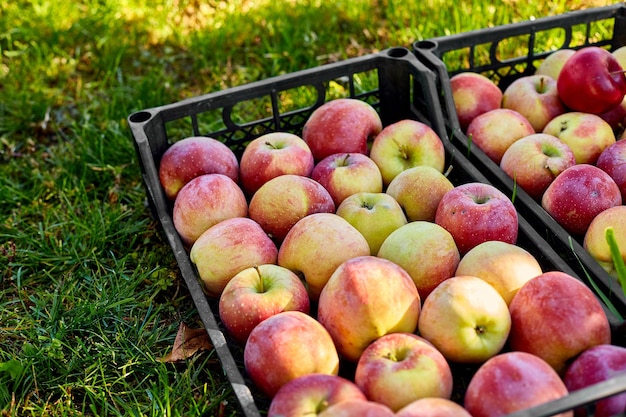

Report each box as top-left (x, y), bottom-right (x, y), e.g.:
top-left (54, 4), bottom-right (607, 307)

top-left (158, 92), bottom-right (626, 416)
top-left (451, 45), bottom-right (626, 280)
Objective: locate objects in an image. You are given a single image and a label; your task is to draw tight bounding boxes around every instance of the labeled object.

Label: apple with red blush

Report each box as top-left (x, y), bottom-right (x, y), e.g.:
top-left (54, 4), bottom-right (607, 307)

top-left (535, 49), bottom-right (576, 80)
top-left (158, 136), bottom-right (239, 200)
top-left (190, 217), bottom-right (278, 297)
top-left (564, 344), bottom-right (626, 417)
top-left (173, 173), bottom-right (248, 247)
top-left (317, 399), bottom-right (395, 417)
top-left (465, 108), bottom-right (535, 164)
top-left (302, 98), bottom-right (382, 162)
top-left (218, 264), bottom-right (310, 345)
top-left (557, 46), bottom-right (626, 115)
top-left (508, 271), bottom-right (612, 374)
top-left (354, 332), bottom-right (453, 412)
top-left (541, 164), bottom-right (622, 236)
top-left (449, 71), bottom-right (503, 132)
top-left (501, 74), bottom-right (566, 132)
top-left (597, 138), bottom-right (626, 201)
top-left (248, 174), bottom-right (335, 243)
top-left (267, 374), bottom-right (367, 417)
top-left (396, 398), bottom-right (472, 417)
top-left (239, 132), bottom-right (314, 196)
top-left (583, 205), bottom-right (626, 280)
top-left (243, 311), bottom-right (340, 398)
top-left (464, 351), bottom-right (572, 417)
top-left (435, 182), bottom-right (518, 254)
top-left (499, 133), bottom-right (577, 200)
top-left (310, 152), bottom-right (383, 206)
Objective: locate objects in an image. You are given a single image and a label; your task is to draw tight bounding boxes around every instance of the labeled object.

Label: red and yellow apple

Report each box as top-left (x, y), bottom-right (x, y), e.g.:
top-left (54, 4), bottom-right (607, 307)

top-left (396, 398), bottom-right (472, 417)
top-left (535, 48), bottom-right (576, 80)
top-left (597, 138), bottom-right (626, 201)
top-left (583, 205), bottom-right (626, 279)
top-left (449, 72), bottom-right (503, 132)
top-left (316, 399), bottom-right (395, 417)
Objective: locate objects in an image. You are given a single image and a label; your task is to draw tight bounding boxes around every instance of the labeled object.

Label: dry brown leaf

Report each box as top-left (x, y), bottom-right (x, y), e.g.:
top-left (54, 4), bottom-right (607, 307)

top-left (160, 322), bottom-right (213, 362)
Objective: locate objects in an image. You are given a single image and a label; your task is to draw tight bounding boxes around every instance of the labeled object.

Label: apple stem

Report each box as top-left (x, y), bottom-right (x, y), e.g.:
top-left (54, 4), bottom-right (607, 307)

top-left (610, 69), bottom-right (626, 77)
top-left (605, 227), bottom-right (626, 295)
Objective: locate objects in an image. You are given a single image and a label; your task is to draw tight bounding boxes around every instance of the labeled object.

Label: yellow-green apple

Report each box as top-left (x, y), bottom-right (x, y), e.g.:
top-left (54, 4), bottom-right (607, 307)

top-left (449, 72), bottom-right (503, 132)
top-left (377, 221), bottom-right (460, 299)
top-left (508, 271), bottom-right (612, 374)
top-left (302, 98), bottom-right (382, 162)
top-left (501, 74), bottom-right (566, 132)
top-left (248, 174), bottom-right (335, 243)
top-left (354, 333), bottom-right (453, 412)
top-left (465, 108), bottom-right (535, 164)
top-left (435, 182), bottom-right (518, 254)
top-left (564, 344), bottom-right (626, 417)
top-left (239, 132), bottom-right (314, 196)
top-left (557, 46), bottom-right (626, 115)
top-left (369, 119), bottom-right (446, 186)
top-left (277, 212), bottom-right (371, 301)
top-left (542, 112), bottom-right (616, 164)
top-left (597, 139), bottom-right (626, 200)
top-left (267, 374), bottom-right (367, 417)
top-left (172, 173), bottom-right (248, 246)
top-left (499, 133), bottom-right (577, 200)
top-left (535, 48), bottom-right (576, 80)
top-left (454, 240), bottom-right (542, 305)
top-left (189, 217), bottom-right (278, 297)
top-left (158, 136), bottom-right (239, 200)
top-left (317, 256), bottom-right (421, 362)
top-left (583, 205), bottom-right (626, 279)
top-left (464, 351), bottom-right (572, 417)
top-left (218, 264), bottom-right (310, 345)
top-left (317, 399), bottom-right (395, 417)
top-left (335, 192), bottom-right (408, 255)
top-left (385, 165), bottom-right (454, 222)
top-left (310, 152), bottom-right (383, 206)
top-left (541, 164), bottom-right (622, 236)
top-left (417, 275), bottom-right (511, 363)
top-left (243, 311), bottom-right (340, 398)
top-left (396, 397), bottom-right (472, 417)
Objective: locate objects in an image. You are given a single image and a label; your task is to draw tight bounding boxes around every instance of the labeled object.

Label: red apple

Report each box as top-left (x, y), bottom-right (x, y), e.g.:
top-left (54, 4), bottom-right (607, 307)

top-left (172, 173), bottom-right (248, 247)
top-left (277, 212), bottom-right (371, 301)
top-left (564, 344), bottom-right (626, 417)
top-left (541, 164), bottom-right (622, 236)
top-left (464, 351), bottom-right (572, 417)
top-left (189, 217), bottom-right (278, 297)
top-left (248, 174), bottom-right (335, 243)
top-left (599, 97), bottom-right (626, 131)
top-left (317, 399), bottom-right (395, 417)
top-left (377, 221), bottom-right (460, 299)
top-left (310, 152), bottom-right (383, 206)
top-left (449, 72), bottom-right (503, 132)
top-left (508, 271), bottom-right (612, 374)
top-left (418, 275), bottom-right (511, 364)
top-left (158, 136), bottom-right (239, 200)
top-left (597, 138), bottom-right (626, 201)
top-left (243, 311), bottom-right (340, 398)
top-left (317, 256), bottom-right (421, 362)
top-left (535, 49), bottom-right (576, 80)
top-left (435, 182), bottom-right (518, 254)
top-left (218, 264), bottom-right (310, 345)
top-left (267, 374), bottom-right (367, 417)
top-left (465, 108), bottom-right (535, 164)
top-left (499, 133), bottom-right (577, 200)
top-left (385, 165), bottom-right (454, 222)
top-left (455, 240), bottom-right (542, 306)
top-left (302, 98), bottom-right (382, 162)
top-left (369, 119), bottom-right (446, 186)
top-left (239, 132), bottom-right (314, 196)
top-left (354, 333), bottom-right (453, 412)
top-left (583, 205), bottom-right (626, 279)
top-left (542, 111), bottom-right (616, 165)
top-left (557, 46), bottom-right (626, 115)
top-left (396, 398), bottom-right (472, 417)
top-left (501, 74), bottom-right (566, 132)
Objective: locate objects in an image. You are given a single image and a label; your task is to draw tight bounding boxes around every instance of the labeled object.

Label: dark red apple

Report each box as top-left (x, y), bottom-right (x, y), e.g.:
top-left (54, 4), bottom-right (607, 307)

top-left (597, 139), bottom-right (626, 201)
top-left (557, 46), bottom-right (626, 115)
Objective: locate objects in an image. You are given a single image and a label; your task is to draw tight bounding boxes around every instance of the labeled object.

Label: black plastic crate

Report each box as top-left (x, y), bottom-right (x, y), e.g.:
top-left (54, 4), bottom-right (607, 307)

top-left (128, 47), bottom-right (626, 416)
top-left (413, 4), bottom-right (626, 325)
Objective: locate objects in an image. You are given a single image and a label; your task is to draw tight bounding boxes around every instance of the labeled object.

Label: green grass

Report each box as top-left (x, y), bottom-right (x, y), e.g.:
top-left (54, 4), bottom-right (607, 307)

top-left (0, 0), bottom-right (617, 415)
